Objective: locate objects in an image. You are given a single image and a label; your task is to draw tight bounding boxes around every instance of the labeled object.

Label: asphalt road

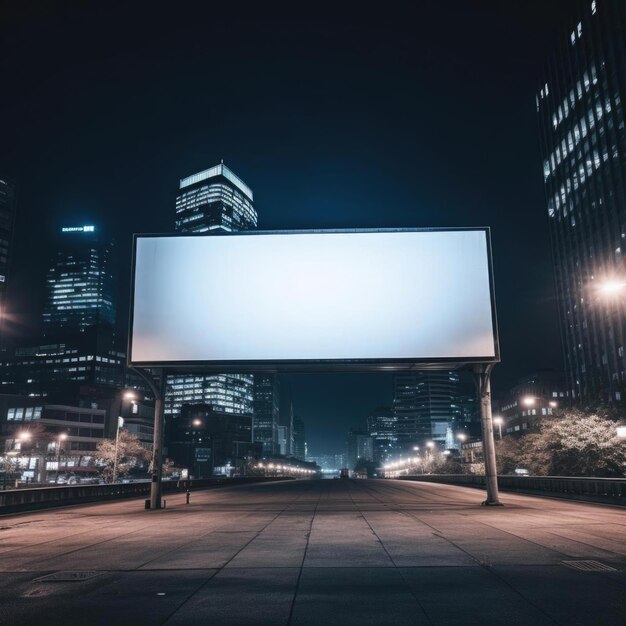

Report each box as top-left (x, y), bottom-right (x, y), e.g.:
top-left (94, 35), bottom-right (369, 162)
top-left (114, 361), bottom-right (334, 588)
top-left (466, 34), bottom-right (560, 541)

top-left (0, 478), bottom-right (625, 625)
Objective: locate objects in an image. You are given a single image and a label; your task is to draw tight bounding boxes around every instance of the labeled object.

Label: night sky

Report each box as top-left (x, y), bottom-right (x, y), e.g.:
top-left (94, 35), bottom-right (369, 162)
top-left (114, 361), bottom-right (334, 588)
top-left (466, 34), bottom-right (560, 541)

top-left (1, 1), bottom-right (576, 454)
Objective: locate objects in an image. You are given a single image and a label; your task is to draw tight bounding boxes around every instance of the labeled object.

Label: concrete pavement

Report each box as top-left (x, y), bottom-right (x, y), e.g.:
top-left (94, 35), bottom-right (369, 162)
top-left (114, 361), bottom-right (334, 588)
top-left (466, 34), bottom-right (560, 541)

top-left (0, 478), bottom-right (625, 625)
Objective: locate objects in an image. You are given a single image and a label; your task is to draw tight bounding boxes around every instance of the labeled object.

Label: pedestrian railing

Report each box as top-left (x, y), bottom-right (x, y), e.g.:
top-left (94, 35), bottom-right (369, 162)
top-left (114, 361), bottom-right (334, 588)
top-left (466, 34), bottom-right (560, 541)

top-left (398, 474), bottom-right (626, 503)
top-left (0, 477), bottom-right (293, 514)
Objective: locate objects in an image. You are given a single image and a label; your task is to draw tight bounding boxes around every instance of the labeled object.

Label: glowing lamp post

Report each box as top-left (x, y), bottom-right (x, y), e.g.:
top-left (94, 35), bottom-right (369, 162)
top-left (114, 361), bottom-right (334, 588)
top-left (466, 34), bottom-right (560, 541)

top-left (55, 433), bottom-right (68, 483)
top-left (493, 416), bottom-right (504, 440)
top-left (112, 416), bottom-right (124, 484)
top-left (617, 426), bottom-right (626, 440)
top-left (426, 441), bottom-right (435, 459)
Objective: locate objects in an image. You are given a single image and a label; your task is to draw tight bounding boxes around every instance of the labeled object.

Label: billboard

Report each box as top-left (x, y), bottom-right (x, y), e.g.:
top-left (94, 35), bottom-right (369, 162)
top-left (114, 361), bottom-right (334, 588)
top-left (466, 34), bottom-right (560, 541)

top-left (129, 229), bottom-right (498, 370)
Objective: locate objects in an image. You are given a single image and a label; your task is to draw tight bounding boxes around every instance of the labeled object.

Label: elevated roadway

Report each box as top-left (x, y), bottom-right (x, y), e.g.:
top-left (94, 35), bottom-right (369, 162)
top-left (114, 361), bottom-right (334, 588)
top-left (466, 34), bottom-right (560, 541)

top-left (1, 479), bottom-right (625, 624)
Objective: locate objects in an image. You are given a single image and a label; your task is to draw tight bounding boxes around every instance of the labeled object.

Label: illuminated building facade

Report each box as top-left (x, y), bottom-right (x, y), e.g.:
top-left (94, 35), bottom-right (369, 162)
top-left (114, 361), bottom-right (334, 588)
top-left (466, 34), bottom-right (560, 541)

top-left (496, 370), bottom-right (567, 436)
top-left (253, 374), bottom-right (280, 455)
top-left (165, 163), bottom-right (257, 431)
top-left (366, 406), bottom-right (397, 465)
top-left (292, 415), bottom-right (306, 461)
top-left (175, 162), bottom-right (257, 233)
top-left (43, 225), bottom-right (115, 335)
top-left (538, 0), bottom-right (626, 402)
top-left (5, 225), bottom-right (133, 428)
top-left (392, 372), bottom-right (463, 448)
top-left (0, 177), bottom-right (16, 347)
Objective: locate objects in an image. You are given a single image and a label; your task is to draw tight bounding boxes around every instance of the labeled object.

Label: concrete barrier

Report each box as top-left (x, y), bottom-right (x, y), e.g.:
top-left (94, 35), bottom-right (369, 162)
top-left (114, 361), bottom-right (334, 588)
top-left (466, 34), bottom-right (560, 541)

top-left (398, 474), bottom-right (626, 505)
top-left (0, 477), bottom-right (294, 514)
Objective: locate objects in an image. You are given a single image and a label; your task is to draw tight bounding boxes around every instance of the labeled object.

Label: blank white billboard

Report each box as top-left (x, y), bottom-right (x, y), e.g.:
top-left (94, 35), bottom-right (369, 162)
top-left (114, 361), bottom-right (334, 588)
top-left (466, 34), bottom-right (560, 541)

top-left (129, 230), bottom-right (497, 367)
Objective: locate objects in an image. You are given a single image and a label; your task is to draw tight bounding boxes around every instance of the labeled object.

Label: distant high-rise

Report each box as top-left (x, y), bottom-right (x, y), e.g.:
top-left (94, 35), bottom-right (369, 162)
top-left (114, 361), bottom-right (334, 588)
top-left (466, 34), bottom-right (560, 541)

top-left (292, 415), bottom-right (306, 461)
top-left (346, 430), bottom-right (373, 470)
top-left (43, 225), bottom-right (115, 336)
top-left (8, 224), bottom-right (127, 407)
top-left (538, 1), bottom-right (626, 402)
top-left (165, 163), bottom-right (258, 426)
top-left (175, 162), bottom-right (257, 233)
top-left (392, 372), bottom-right (462, 448)
top-left (0, 177), bottom-right (17, 347)
top-left (366, 406), bottom-right (396, 465)
top-left (253, 374), bottom-right (280, 455)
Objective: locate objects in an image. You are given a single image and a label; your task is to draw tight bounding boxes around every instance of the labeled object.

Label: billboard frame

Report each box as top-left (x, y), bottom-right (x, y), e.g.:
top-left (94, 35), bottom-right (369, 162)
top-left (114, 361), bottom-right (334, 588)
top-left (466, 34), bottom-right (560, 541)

top-left (127, 227), bottom-right (500, 371)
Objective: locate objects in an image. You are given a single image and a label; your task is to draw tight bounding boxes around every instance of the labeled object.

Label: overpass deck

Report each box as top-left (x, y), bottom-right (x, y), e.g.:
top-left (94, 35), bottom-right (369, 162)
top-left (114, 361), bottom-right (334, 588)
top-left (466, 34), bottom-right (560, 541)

top-left (0, 479), bottom-right (625, 625)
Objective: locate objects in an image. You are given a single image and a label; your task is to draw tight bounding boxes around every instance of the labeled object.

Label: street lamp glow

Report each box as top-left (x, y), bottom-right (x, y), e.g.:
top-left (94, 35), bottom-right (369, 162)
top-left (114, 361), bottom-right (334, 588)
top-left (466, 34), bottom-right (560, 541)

top-left (549, 401), bottom-right (558, 408)
top-left (492, 416), bottom-right (504, 439)
top-left (521, 396), bottom-right (535, 406)
top-left (457, 433), bottom-right (467, 442)
top-left (192, 419), bottom-right (202, 427)
top-left (413, 445), bottom-right (419, 451)
top-left (123, 390), bottom-right (137, 400)
top-left (17, 431), bottom-right (32, 441)
top-left (617, 425), bottom-right (626, 439)
top-left (58, 433), bottom-right (68, 441)
top-left (598, 280), bottom-right (626, 296)
top-left (426, 441), bottom-right (435, 448)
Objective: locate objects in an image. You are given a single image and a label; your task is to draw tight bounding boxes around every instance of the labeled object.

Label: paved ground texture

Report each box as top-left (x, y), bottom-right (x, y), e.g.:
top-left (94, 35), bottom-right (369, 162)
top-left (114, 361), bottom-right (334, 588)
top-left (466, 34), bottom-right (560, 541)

top-left (0, 479), bottom-right (625, 625)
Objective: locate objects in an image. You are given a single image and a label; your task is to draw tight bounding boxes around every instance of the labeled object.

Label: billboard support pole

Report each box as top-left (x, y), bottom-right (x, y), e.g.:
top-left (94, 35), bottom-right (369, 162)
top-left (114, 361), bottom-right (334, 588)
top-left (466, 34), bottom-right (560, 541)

top-left (132, 367), bottom-right (165, 510)
top-left (473, 363), bottom-right (502, 506)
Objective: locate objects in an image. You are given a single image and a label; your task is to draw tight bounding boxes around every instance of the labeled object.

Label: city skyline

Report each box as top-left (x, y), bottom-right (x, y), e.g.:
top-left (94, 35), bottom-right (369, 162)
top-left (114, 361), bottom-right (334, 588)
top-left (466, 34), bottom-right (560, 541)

top-left (0, 1), bottom-right (583, 452)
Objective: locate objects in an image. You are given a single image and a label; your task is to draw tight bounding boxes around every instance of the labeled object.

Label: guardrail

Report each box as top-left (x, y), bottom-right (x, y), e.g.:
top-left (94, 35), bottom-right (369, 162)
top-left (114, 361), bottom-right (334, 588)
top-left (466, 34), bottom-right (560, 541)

top-left (398, 474), bottom-right (626, 504)
top-left (0, 477), bottom-right (294, 514)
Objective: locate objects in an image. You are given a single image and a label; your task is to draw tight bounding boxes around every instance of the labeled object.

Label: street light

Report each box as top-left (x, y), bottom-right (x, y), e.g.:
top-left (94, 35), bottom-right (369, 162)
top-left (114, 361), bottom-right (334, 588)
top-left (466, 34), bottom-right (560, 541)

top-left (521, 396), bottom-right (535, 407)
top-left (598, 280), bottom-right (626, 296)
top-left (112, 416), bottom-right (124, 483)
top-left (123, 390), bottom-right (138, 401)
top-left (55, 433), bottom-right (68, 484)
top-left (617, 426), bottom-right (626, 439)
top-left (456, 433), bottom-right (467, 442)
top-left (493, 416), bottom-right (504, 439)
top-left (16, 431), bottom-right (32, 444)
top-left (426, 441), bottom-right (435, 459)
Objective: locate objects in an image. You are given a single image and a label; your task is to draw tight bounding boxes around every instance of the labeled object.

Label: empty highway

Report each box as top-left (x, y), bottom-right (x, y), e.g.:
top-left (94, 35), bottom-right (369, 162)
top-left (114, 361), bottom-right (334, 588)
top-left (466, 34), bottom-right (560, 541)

top-left (0, 479), bottom-right (625, 625)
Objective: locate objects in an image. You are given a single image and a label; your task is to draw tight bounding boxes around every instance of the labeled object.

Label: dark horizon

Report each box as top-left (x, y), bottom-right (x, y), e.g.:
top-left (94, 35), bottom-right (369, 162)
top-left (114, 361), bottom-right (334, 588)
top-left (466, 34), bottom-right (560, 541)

top-left (1, 1), bottom-right (577, 453)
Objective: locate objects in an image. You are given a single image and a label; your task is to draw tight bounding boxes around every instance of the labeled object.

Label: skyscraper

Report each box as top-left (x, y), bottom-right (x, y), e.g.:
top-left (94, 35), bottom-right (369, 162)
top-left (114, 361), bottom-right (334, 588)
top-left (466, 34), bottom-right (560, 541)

top-left (43, 225), bottom-right (115, 336)
top-left (366, 406), bottom-right (396, 465)
top-left (4, 223), bottom-right (143, 443)
top-left (392, 372), bottom-right (462, 448)
top-left (165, 164), bottom-right (257, 428)
top-left (9, 224), bottom-right (124, 396)
top-left (175, 162), bottom-right (257, 233)
top-left (0, 177), bottom-right (17, 348)
top-left (253, 374), bottom-right (280, 455)
top-left (538, 1), bottom-right (626, 402)
top-left (292, 415), bottom-right (306, 461)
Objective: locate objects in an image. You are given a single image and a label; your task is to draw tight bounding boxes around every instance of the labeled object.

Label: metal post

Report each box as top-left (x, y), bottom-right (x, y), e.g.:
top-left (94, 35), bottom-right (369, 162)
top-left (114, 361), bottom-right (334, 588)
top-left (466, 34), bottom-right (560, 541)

top-left (55, 441), bottom-right (62, 484)
top-left (132, 367), bottom-right (165, 510)
top-left (150, 370), bottom-right (165, 510)
top-left (473, 363), bottom-right (502, 506)
top-left (112, 424), bottom-right (120, 483)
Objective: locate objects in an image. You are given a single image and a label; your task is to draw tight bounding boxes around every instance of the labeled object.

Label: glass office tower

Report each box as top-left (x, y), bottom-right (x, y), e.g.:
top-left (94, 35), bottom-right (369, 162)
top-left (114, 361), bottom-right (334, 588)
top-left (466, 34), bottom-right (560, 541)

top-left (392, 372), bottom-right (462, 449)
top-left (165, 164), bottom-right (257, 426)
top-left (252, 374), bottom-right (280, 455)
top-left (0, 177), bottom-right (17, 348)
top-left (9, 224), bottom-right (125, 396)
top-left (366, 406), bottom-right (397, 465)
top-left (537, 0), bottom-right (626, 402)
top-left (43, 225), bottom-right (115, 335)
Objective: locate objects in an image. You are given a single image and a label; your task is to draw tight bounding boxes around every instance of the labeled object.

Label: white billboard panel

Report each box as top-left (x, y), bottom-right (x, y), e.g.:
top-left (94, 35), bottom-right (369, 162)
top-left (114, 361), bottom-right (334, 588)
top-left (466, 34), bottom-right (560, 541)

top-left (129, 229), bottom-right (498, 368)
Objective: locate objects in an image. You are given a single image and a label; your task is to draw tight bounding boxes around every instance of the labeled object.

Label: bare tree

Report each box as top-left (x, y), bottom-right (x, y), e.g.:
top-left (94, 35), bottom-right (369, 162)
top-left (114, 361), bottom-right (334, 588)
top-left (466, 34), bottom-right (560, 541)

top-left (95, 430), bottom-right (149, 483)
